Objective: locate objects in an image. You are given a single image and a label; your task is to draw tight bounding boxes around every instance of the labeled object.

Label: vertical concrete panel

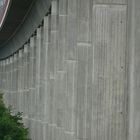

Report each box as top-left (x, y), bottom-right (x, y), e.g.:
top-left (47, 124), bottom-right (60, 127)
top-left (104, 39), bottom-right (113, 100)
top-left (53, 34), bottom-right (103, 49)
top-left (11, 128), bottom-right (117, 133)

top-left (46, 16), bottom-right (57, 134)
top-left (0, 62), bottom-right (2, 89)
top-left (56, 127), bottom-right (65, 140)
top-left (31, 120), bottom-right (36, 140)
top-left (35, 27), bottom-right (42, 120)
top-left (92, 5), bottom-right (127, 140)
top-left (64, 132), bottom-right (74, 140)
top-left (16, 52), bottom-right (20, 111)
top-left (40, 16), bottom-right (49, 123)
top-left (94, 0), bottom-right (127, 4)
top-left (23, 45), bottom-right (29, 117)
top-left (13, 53), bottom-right (18, 113)
top-left (1, 61), bottom-right (3, 91)
top-left (128, 0), bottom-right (140, 140)
top-left (3, 60), bottom-right (6, 105)
top-left (75, 45), bottom-right (88, 139)
top-left (65, 0), bottom-right (77, 60)
top-left (0, 62), bottom-right (1, 88)
top-left (76, 1), bottom-right (93, 138)
top-left (65, 61), bottom-right (76, 132)
top-left (27, 41), bottom-right (32, 119)
top-left (13, 55), bottom-right (16, 111)
top-left (46, 5), bottom-right (59, 140)
top-left (8, 58), bottom-right (11, 107)
top-left (3, 59), bottom-right (7, 106)
top-left (7, 59), bottom-right (10, 107)
top-left (55, 71), bottom-right (66, 128)
top-left (2, 61), bottom-right (6, 92)
top-left (48, 0), bottom-right (58, 78)
top-left (4, 60), bottom-right (7, 96)
top-left (18, 51), bottom-right (22, 113)
top-left (57, 15), bottom-right (67, 71)
top-left (32, 36), bottom-right (37, 120)
top-left (1, 60), bottom-right (5, 92)
top-left (4, 59), bottom-right (9, 107)
top-left (43, 16), bottom-right (50, 123)
top-left (39, 28), bottom-right (46, 122)
top-left (12, 56), bottom-right (15, 109)
top-left (29, 37), bottom-right (35, 118)
top-left (8, 59), bottom-right (11, 106)
top-left (85, 46), bottom-right (93, 140)
top-left (57, 0), bottom-right (68, 70)
top-left (18, 50), bottom-right (23, 112)
top-left (10, 57), bottom-right (14, 107)
top-left (59, 0), bottom-right (68, 15)
top-left (21, 46), bottom-right (25, 115)
top-left (47, 78), bottom-right (55, 125)
top-left (7, 59), bottom-right (10, 108)
top-left (21, 49), bottom-right (25, 114)
top-left (77, 0), bottom-right (91, 43)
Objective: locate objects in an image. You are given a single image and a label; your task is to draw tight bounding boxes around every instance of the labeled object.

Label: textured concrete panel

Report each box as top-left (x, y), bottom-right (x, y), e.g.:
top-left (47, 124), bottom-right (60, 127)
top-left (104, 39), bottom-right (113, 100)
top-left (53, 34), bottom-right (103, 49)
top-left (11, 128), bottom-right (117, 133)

top-left (65, 61), bottom-right (76, 132)
top-left (65, 0), bottom-right (77, 60)
top-left (59, 0), bottom-right (68, 15)
top-left (77, 0), bottom-right (91, 43)
top-left (94, 0), bottom-right (127, 4)
top-left (55, 71), bottom-right (66, 128)
top-left (75, 45), bottom-right (88, 139)
top-left (85, 46), bottom-right (93, 140)
top-left (35, 27), bottom-right (42, 120)
top-left (57, 15), bottom-right (67, 71)
top-left (128, 0), bottom-right (140, 140)
top-left (92, 4), bottom-right (127, 140)
top-left (48, 1), bottom-right (58, 78)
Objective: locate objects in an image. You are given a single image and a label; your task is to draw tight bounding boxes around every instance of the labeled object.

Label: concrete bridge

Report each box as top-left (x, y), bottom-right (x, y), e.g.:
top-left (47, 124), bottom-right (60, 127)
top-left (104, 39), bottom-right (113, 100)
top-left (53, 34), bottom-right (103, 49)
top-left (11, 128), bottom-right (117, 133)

top-left (0, 0), bottom-right (139, 140)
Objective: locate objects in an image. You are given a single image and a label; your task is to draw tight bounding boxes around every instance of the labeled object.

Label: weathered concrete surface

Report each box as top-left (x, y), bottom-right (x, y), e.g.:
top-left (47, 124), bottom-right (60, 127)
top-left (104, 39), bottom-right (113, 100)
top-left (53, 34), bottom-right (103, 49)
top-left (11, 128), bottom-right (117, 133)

top-left (0, 0), bottom-right (140, 140)
top-left (128, 0), bottom-right (140, 140)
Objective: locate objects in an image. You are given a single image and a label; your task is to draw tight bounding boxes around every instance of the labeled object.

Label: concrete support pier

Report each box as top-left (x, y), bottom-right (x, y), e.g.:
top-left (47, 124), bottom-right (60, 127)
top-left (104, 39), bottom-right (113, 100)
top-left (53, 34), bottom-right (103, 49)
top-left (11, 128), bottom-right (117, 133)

top-left (0, 0), bottom-right (139, 140)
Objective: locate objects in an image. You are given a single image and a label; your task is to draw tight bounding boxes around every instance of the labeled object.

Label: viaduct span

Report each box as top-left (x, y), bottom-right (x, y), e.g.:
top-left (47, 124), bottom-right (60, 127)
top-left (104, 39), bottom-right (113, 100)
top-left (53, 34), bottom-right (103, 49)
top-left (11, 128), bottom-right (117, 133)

top-left (0, 0), bottom-right (139, 140)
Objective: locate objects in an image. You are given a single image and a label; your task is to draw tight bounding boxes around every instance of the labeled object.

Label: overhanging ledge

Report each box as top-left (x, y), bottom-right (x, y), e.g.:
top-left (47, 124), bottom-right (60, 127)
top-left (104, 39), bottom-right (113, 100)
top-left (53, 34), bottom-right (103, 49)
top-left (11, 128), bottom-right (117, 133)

top-left (0, 0), bottom-right (35, 46)
top-left (0, 0), bottom-right (51, 60)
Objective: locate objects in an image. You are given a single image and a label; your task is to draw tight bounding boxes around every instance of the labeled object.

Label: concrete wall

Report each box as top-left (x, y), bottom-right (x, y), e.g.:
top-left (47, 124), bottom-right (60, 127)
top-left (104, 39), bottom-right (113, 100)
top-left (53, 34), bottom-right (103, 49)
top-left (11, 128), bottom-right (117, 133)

top-left (0, 0), bottom-right (139, 140)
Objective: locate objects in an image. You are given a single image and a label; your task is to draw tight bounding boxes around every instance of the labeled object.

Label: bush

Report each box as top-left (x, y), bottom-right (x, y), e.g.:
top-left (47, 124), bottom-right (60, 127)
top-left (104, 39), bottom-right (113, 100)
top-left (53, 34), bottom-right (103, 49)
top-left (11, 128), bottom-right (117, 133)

top-left (0, 94), bottom-right (30, 140)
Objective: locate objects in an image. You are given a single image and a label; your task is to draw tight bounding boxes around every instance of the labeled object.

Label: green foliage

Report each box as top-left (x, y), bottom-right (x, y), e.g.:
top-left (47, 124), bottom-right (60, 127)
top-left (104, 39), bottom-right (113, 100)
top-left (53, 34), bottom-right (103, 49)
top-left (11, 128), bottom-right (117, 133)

top-left (0, 94), bottom-right (30, 140)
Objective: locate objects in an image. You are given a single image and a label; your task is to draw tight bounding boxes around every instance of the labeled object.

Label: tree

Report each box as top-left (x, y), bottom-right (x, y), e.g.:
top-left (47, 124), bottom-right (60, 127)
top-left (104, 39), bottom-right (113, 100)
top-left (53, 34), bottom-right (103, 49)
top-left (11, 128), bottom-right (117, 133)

top-left (0, 94), bottom-right (30, 140)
